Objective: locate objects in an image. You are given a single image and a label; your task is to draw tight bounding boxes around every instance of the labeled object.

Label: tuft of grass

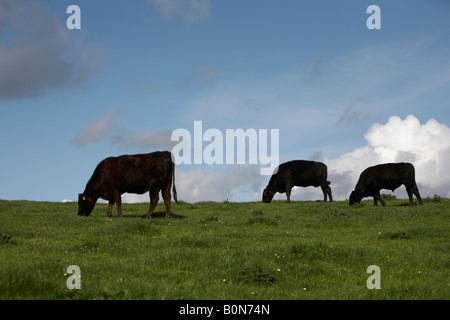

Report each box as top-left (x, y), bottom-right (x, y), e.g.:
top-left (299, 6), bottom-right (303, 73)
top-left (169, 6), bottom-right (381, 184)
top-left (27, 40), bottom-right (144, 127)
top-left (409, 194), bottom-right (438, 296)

top-left (237, 266), bottom-right (277, 285)
top-left (0, 233), bottom-right (16, 245)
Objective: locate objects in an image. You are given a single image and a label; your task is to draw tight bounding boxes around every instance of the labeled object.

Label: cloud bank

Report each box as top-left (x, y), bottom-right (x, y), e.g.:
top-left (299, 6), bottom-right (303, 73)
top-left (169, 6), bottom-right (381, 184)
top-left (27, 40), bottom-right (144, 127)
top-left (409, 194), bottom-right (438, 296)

top-left (77, 113), bottom-right (450, 204)
top-left (121, 165), bottom-right (265, 204)
top-left (0, 0), bottom-right (105, 99)
top-left (72, 108), bottom-right (174, 151)
top-left (327, 115), bottom-right (450, 200)
top-left (271, 115), bottom-right (450, 202)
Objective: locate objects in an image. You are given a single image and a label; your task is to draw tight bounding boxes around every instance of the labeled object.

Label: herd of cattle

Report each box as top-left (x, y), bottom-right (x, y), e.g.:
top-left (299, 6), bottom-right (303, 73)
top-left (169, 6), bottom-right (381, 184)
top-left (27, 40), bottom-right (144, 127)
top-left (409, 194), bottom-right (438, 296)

top-left (77, 151), bottom-right (423, 218)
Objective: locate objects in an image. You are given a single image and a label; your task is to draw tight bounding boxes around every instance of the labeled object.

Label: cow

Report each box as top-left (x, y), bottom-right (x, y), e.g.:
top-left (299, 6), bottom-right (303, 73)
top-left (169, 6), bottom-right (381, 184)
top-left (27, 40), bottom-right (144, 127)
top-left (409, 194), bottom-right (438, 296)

top-left (78, 151), bottom-right (178, 218)
top-left (262, 160), bottom-right (333, 203)
top-left (349, 162), bottom-right (423, 207)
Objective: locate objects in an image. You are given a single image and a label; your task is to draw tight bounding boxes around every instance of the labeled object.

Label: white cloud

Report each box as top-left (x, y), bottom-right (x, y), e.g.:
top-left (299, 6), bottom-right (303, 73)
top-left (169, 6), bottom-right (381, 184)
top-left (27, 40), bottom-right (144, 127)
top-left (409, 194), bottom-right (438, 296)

top-left (175, 166), bottom-right (265, 203)
top-left (273, 115), bottom-right (450, 202)
top-left (122, 193), bottom-right (150, 204)
top-left (119, 165), bottom-right (264, 204)
top-left (72, 108), bottom-right (120, 146)
top-left (88, 114), bottom-right (450, 204)
top-left (72, 108), bottom-right (174, 151)
top-left (324, 115), bottom-right (450, 200)
top-left (120, 130), bottom-right (174, 150)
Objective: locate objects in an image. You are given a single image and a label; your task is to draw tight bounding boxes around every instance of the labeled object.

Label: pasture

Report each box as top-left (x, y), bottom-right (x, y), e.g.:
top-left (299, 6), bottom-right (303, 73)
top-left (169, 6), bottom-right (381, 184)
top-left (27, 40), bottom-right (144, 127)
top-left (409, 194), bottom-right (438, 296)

top-left (0, 198), bottom-right (448, 300)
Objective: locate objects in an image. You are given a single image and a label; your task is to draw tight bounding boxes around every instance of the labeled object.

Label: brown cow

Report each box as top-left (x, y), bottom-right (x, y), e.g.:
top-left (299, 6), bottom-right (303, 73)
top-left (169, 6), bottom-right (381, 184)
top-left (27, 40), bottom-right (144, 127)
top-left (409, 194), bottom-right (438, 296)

top-left (78, 151), bottom-right (178, 218)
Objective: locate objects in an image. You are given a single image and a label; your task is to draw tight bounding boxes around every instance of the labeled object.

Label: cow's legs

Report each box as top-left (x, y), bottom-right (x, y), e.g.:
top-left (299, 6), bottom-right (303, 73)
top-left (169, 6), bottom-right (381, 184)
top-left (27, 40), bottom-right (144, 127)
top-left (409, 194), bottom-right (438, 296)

top-left (117, 203), bottom-right (122, 217)
top-left (409, 182), bottom-right (423, 206)
top-left (162, 183), bottom-right (172, 218)
top-left (320, 183), bottom-right (333, 202)
top-left (284, 181), bottom-right (294, 203)
top-left (106, 201), bottom-right (114, 217)
top-left (321, 187), bottom-right (327, 202)
top-left (327, 187), bottom-right (333, 202)
top-left (406, 185), bottom-right (423, 206)
top-left (374, 191), bottom-right (386, 207)
top-left (406, 188), bottom-right (415, 207)
top-left (286, 187), bottom-right (292, 204)
top-left (108, 191), bottom-right (123, 217)
top-left (146, 188), bottom-right (160, 219)
top-left (114, 193), bottom-right (123, 217)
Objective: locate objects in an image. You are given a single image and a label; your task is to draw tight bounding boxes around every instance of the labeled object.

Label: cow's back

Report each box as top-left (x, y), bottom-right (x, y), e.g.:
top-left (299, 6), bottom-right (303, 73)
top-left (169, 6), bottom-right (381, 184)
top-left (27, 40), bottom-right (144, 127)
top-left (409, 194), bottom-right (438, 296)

top-left (288, 160), bottom-right (326, 179)
top-left (101, 152), bottom-right (173, 194)
top-left (275, 160), bottom-right (327, 187)
top-left (361, 162), bottom-right (413, 179)
top-left (358, 162), bottom-right (415, 190)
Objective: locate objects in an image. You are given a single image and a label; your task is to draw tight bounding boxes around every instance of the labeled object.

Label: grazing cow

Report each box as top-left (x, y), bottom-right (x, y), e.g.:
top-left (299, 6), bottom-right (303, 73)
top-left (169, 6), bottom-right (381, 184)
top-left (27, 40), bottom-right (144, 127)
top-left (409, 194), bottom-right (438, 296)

top-left (78, 151), bottom-right (178, 218)
top-left (349, 162), bottom-right (423, 207)
top-left (262, 160), bottom-right (333, 203)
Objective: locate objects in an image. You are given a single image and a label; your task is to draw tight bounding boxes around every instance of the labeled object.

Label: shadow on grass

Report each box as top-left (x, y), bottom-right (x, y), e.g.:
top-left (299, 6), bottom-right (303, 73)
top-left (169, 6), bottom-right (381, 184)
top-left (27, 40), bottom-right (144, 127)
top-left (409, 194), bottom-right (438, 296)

top-left (349, 200), bottom-right (423, 208)
top-left (120, 211), bottom-right (186, 219)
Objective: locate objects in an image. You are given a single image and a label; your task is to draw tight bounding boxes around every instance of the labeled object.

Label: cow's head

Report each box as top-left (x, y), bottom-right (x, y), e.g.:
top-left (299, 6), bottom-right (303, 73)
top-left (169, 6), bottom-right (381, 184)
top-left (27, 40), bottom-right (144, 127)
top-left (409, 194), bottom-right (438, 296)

top-left (349, 191), bottom-right (360, 206)
top-left (262, 188), bottom-right (275, 203)
top-left (78, 194), bottom-right (96, 216)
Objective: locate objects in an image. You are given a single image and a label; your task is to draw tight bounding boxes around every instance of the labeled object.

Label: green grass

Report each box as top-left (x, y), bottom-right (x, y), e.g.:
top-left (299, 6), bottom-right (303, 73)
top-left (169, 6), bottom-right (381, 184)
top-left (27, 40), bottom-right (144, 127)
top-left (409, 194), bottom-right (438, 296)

top-left (0, 198), bottom-right (449, 300)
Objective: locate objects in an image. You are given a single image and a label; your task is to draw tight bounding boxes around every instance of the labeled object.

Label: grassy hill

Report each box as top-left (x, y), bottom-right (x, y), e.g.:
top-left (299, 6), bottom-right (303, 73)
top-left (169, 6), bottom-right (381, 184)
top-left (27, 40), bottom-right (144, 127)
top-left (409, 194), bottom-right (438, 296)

top-left (0, 198), bottom-right (448, 300)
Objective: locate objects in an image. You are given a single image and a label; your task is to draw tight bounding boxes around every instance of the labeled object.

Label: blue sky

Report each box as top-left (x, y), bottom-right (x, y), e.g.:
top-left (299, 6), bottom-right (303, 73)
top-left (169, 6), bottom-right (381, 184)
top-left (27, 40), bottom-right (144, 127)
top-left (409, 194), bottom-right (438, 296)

top-left (1, 0), bottom-right (450, 203)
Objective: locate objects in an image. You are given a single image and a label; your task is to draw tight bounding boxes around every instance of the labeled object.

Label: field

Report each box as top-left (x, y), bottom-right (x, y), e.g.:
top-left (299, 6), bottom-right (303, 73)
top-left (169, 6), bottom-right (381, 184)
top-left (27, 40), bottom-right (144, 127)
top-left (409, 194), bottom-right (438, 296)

top-left (0, 197), bottom-right (449, 300)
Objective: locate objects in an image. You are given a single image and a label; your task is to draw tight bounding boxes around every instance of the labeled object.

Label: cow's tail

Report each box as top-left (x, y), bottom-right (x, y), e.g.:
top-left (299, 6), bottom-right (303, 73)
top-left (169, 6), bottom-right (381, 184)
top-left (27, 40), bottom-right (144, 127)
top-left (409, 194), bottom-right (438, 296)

top-left (172, 157), bottom-right (179, 204)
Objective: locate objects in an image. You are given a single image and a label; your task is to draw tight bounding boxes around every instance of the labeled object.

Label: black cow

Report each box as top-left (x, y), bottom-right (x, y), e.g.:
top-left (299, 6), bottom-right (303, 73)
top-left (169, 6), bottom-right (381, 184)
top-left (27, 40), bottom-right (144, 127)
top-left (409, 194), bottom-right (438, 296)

top-left (78, 151), bottom-right (178, 218)
top-left (349, 162), bottom-right (423, 207)
top-left (262, 160), bottom-right (333, 203)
